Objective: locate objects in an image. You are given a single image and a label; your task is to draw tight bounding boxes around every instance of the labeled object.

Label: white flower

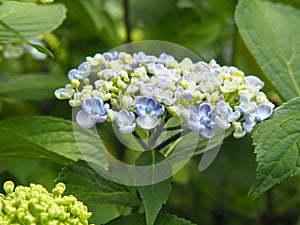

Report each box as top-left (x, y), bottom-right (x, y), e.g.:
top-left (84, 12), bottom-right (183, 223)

top-left (54, 84), bottom-right (75, 99)
top-left (115, 109), bottom-right (136, 134)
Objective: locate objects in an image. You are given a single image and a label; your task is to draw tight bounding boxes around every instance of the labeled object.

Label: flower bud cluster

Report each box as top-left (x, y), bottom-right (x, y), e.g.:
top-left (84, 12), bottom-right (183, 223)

top-left (0, 181), bottom-right (93, 225)
top-left (55, 51), bottom-right (274, 139)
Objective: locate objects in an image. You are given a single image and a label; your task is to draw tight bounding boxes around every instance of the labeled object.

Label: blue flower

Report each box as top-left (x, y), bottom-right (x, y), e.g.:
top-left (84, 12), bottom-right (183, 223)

top-left (134, 96), bottom-right (165, 130)
top-left (243, 104), bottom-right (273, 133)
top-left (76, 98), bottom-right (109, 128)
top-left (115, 109), bottom-right (136, 134)
top-left (68, 62), bottom-right (91, 80)
top-left (187, 103), bottom-right (216, 138)
top-left (215, 100), bottom-right (241, 129)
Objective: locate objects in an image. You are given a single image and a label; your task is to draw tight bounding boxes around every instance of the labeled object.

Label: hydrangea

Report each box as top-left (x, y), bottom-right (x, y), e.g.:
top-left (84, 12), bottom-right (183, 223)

top-left (55, 51), bottom-right (274, 144)
top-left (187, 103), bottom-right (216, 138)
top-left (0, 181), bottom-right (93, 225)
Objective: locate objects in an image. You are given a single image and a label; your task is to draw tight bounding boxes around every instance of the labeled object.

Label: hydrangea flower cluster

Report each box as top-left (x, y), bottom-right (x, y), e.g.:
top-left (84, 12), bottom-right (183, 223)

top-left (55, 51), bottom-right (274, 140)
top-left (0, 181), bottom-right (93, 225)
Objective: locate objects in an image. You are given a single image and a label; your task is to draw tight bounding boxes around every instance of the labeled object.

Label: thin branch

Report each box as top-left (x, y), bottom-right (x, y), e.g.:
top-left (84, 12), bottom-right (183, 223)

top-left (163, 125), bottom-right (182, 131)
top-left (132, 130), bottom-right (149, 150)
top-left (123, 0), bottom-right (131, 43)
top-left (149, 113), bottom-right (172, 148)
top-left (154, 128), bottom-right (192, 151)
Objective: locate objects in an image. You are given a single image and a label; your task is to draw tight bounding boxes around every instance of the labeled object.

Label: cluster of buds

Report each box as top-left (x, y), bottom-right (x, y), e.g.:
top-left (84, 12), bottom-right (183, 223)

top-left (0, 181), bottom-right (93, 225)
top-left (55, 51), bottom-right (274, 140)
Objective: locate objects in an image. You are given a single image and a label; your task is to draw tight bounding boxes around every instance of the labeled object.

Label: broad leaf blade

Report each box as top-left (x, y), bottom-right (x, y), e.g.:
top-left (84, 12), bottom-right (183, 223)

top-left (235, 0), bottom-right (300, 101)
top-left (0, 74), bottom-right (67, 100)
top-left (135, 151), bottom-right (172, 225)
top-left (0, 116), bottom-right (108, 168)
top-left (249, 97), bottom-right (300, 199)
top-left (56, 161), bottom-right (139, 207)
top-left (0, 1), bottom-right (66, 44)
top-left (106, 213), bottom-right (196, 225)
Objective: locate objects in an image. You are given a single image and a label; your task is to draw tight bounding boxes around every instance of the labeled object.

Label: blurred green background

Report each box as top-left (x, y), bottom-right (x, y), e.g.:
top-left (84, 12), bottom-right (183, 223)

top-left (1, 0), bottom-right (300, 224)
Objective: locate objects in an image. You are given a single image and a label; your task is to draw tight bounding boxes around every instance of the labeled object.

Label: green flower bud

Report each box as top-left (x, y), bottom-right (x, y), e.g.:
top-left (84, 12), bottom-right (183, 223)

top-left (0, 181), bottom-right (93, 224)
top-left (3, 181), bottom-right (14, 194)
top-left (52, 183), bottom-right (66, 196)
top-left (71, 79), bottom-right (80, 89)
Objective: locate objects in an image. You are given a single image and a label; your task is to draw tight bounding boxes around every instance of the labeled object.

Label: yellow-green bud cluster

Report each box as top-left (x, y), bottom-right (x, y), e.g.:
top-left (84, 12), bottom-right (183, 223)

top-left (0, 181), bottom-right (94, 225)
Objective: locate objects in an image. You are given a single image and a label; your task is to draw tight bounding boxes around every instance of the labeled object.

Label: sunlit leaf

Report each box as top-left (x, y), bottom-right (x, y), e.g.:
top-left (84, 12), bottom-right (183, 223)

top-left (0, 1), bottom-right (66, 44)
top-left (235, 0), bottom-right (300, 101)
top-left (0, 116), bottom-right (109, 168)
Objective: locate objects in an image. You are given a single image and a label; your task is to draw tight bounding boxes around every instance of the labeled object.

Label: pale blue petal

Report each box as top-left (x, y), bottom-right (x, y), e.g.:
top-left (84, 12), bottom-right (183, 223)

top-left (68, 69), bottom-right (82, 80)
top-left (188, 106), bottom-right (197, 114)
top-left (152, 104), bottom-right (165, 117)
top-left (91, 115), bottom-right (107, 123)
top-left (243, 121), bottom-right (255, 133)
top-left (198, 103), bottom-right (211, 117)
top-left (134, 96), bottom-right (147, 106)
top-left (76, 110), bottom-right (95, 129)
top-left (228, 111), bottom-right (241, 122)
top-left (234, 105), bottom-right (245, 113)
top-left (136, 115), bottom-right (159, 130)
top-left (256, 104), bottom-right (273, 120)
top-left (215, 116), bottom-right (231, 129)
top-left (119, 124), bottom-right (136, 134)
top-left (200, 126), bottom-right (215, 138)
top-left (146, 97), bottom-right (157, 108)
top-left (215, 101), bottom-right (227, 115)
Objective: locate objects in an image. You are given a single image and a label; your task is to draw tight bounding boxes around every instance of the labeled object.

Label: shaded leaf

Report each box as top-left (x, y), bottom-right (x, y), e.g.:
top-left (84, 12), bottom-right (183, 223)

top-left (249, 97), bottom-right (300, 199)
top-left (0, 1), bottom-right (66, 44)
top-left (0, 116), bottom-right (108, 168)
top-left (235, 0), bottom-right (300, 101)
top-left (106, 213), bottom-right (196, 225)
top-left (78, 0), bottom-right (121, 46)
top-left (56, 160), bottom-right (139, 207)
top-left (0, 74), bottom-right (67, 100)
top-left (135, 151), bottom-right (172, 225)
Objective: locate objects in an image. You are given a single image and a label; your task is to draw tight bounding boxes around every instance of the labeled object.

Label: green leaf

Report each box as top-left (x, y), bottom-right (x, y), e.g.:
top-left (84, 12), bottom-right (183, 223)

top-left (0, 1), bottom-right (66, 44)
top-left (0, 116), bottom-right (108, 168)
top-left (77, 0), bottom-right (121, 46)
top-left (106, 213), bottom-right (196, 225)
top-left (29, 43), bottom-right (54, 58)
top-left (56, 160), bottom-right (139, 207)
top-left (249, 97), bottom-right (300, 199)
top-left (88, 203), bottom-right (131, 225)
top-left (0, 74), bottom-right (67, 100)
top-left (235, 0), bottom-right (300, 101)
top-left (0, 19), bottom-right (54, 58)
top-left (135, 151), bottom-right (172, 225)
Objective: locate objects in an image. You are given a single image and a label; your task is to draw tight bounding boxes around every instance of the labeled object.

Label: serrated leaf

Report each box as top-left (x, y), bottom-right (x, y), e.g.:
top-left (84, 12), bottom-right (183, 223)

top-left (0, 74), bottom-right (67, 100)
top-left (235, 0), bottom-right (300, 101)
top-left (135, 151), bottom-right (172, 225)
top-left (56, 161), bottom-right (139, 207)
top-left (106, 213), bottom-right (196, 225)
top-left (249, 97), bottom-right (300, 199)
top-left (0, 1), bottom-right (66, 44)
top-left (0, 116), bottom-right (108, 168)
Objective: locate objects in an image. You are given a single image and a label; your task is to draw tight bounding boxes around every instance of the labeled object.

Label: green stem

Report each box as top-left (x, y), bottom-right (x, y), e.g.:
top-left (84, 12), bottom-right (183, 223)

top-left (123, 0), bottom-right (131, 43)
